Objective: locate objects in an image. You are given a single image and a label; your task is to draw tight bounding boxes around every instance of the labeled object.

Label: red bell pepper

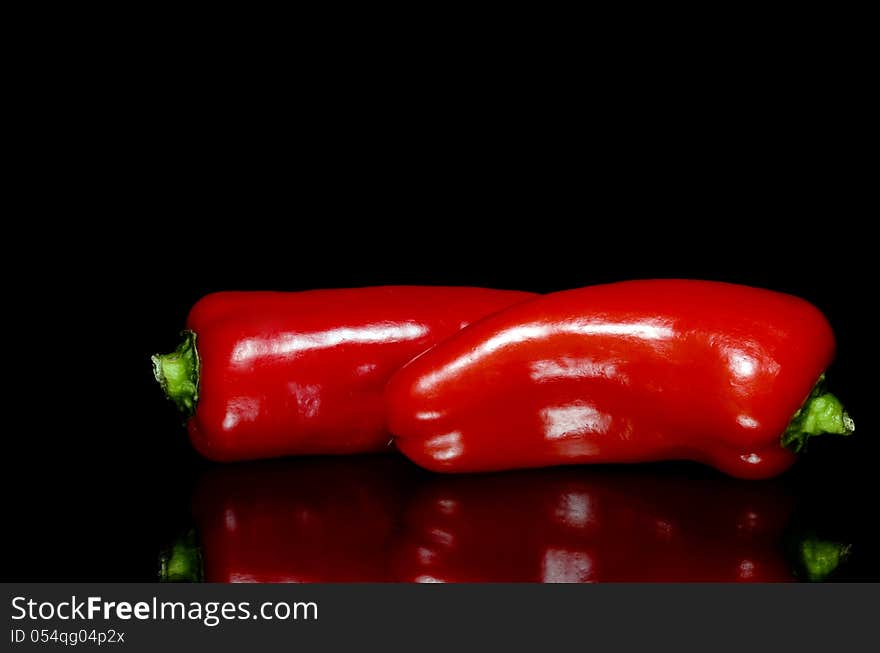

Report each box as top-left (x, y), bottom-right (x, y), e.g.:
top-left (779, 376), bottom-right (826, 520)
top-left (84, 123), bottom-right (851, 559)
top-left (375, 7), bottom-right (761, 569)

top-left (386, 280), bottom-right (854, 479)
top-left (152, 286), bottom-right (534, 461)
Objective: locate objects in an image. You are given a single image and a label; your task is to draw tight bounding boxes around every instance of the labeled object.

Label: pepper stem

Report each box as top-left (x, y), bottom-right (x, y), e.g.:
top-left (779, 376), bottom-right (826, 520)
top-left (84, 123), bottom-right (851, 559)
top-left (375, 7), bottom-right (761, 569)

top-left (781, 374), bottom-right (854, 453)
top-left (158, 529), bottom-right (204, 582)
top-left (152, 330), bottom-right (199, 417)
top-left (792, 535), bottom-right (852, 582)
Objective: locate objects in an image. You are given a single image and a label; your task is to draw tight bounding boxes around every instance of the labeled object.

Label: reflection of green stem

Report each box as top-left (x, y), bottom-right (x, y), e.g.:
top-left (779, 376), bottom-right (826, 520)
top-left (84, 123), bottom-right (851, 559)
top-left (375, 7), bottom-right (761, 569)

top-left (152, 331), bottom-right (199, 418)
top-left (159, 529), bottom-right (203, 582)
top-left (792, 534), bottom-right (852, 582)
top-left (782, 375), bottom-right (855, 453)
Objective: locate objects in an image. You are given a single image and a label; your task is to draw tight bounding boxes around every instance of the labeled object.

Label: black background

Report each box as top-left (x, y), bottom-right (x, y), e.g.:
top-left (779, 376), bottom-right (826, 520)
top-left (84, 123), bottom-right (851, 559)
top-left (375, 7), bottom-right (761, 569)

top-left (5, 76), bottom-right (875, 581)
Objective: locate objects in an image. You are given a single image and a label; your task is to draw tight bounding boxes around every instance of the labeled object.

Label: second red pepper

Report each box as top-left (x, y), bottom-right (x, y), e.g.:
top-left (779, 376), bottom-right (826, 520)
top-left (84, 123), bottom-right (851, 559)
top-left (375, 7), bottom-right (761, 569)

top-left (386, 280), bottom-right (854, 479)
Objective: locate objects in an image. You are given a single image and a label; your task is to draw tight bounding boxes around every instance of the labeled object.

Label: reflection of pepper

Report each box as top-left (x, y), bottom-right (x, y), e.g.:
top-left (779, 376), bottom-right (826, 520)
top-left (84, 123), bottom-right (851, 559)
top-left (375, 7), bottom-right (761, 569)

top-left (152, 287), bottom-right (533, 461)
top-left (392, 469), bottom-right (797, 582)
top-left (168, 457), bottom-right (416, 582)
top-left (160, 459), bottom-right (849, 583)
top-left (387, 280), bottom-right (854, 479)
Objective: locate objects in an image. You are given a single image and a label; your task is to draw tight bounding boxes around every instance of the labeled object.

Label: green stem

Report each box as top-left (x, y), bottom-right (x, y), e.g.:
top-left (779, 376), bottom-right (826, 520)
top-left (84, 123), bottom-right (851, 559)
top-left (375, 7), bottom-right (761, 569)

top-left (791, 534), bottom-right (852, 582)
top-left (158, 529), bottom-right (204, 582)
top-left (781, 374), bottom-right (854, 453)
top-left (152, 330), bottom-right (199, 417)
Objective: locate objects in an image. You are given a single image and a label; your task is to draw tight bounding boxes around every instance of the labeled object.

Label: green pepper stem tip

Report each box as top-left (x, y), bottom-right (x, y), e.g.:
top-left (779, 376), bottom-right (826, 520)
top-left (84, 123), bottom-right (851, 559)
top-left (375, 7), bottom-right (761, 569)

top-left (152, 330), bottom-right (200, 417)
top-left (158, 529), bottom-right (203, 582)
top-left (782, 375), bottom-right (854, 453)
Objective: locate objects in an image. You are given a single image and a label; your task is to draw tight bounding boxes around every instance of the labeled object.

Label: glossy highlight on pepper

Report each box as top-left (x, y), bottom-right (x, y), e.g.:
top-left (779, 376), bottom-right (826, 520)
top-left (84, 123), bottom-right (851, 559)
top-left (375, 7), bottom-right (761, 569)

top-left (386, 280), bottom-right (854, 479)
top-left (152, 286), bottom-right (535, 461)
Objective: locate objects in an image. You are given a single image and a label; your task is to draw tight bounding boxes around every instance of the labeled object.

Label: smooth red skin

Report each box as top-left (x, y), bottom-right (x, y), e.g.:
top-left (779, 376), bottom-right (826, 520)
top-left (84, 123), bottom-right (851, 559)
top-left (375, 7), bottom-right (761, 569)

top-left (386, 280), bottom-right (836, 479)
top-left (191, 457), bottom-right (415, 582)
top-left (391, 469), bottom-right (795, 582)
top-left (185, 287), bottom-right (535, 461)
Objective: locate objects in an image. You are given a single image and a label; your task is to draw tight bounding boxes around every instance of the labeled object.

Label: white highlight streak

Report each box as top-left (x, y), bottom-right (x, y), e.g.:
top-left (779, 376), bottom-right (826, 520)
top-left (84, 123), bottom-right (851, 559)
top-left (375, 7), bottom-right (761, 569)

top-left (554, 492), bottom-right (594, 528)
top-left (424, 431), bottom-right (463, 461)
top-left (222, 397), bottom-right (260, 430)
top-left (728, 352), bottom-right (758, 379)
top-left (415, 575), bottom-right (446, 583)
top-left (530, 358), bottom-right (620, 382)
top-left (415, 410), bottom-right (444, 421)
top-left (418, 320), bottom-right (672, 391)
top-left (231, 322), bottom-right (429, 364)
top-left (542, 404), bottom-right (611, 440)
top-left (542, 549), bottom-right (595, 583)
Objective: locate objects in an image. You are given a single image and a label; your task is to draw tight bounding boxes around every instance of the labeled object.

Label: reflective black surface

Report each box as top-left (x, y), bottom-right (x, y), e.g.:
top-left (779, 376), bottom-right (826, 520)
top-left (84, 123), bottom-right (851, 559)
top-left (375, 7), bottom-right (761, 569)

top-left (158, 454), bottom-right (868, 583)
top-left (6, 425), bottom-right (877, 582)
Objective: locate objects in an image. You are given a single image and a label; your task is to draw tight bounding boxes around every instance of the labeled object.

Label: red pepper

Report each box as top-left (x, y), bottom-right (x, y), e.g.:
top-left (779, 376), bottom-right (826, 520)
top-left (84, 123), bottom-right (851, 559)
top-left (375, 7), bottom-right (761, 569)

top-left (386, 280), bottom-right (854, 479)
top-left (152, 287), bottom-right (534, 461)
top-left (391, 469), bottom-right (798, 582)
